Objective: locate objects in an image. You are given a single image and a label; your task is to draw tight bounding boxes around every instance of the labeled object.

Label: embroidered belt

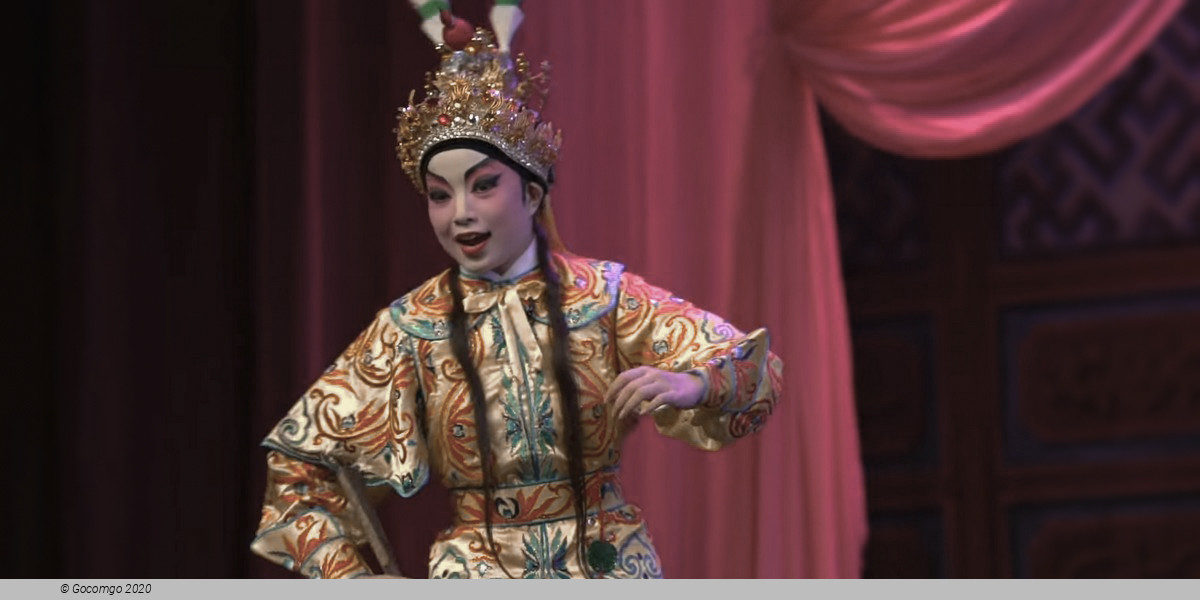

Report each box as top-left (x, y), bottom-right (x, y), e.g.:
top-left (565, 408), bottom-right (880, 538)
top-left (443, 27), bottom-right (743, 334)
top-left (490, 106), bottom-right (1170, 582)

top-left (449, 469), bottom-right (625, 526)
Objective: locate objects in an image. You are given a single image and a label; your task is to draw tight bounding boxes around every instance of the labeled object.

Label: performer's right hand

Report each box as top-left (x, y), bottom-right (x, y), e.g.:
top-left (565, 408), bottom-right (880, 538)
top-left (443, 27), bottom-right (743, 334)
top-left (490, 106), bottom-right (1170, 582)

top-left (605, 366), bottom-right (705, 420)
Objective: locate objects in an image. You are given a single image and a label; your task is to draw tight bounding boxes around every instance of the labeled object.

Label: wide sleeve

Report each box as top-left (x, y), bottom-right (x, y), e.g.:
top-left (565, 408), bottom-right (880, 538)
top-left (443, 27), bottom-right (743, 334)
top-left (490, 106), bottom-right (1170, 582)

top-left (614, 272), bottom-right (783, 451)
top-left (250, 307), bottom-right (430, 578)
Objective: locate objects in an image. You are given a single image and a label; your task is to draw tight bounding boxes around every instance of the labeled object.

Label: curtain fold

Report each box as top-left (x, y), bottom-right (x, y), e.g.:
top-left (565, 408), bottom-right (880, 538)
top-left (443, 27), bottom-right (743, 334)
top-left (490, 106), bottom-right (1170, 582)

top-left (777, 0), bottom-right (1185, 156)
top-left (521, 0), bottom-right (867, 578)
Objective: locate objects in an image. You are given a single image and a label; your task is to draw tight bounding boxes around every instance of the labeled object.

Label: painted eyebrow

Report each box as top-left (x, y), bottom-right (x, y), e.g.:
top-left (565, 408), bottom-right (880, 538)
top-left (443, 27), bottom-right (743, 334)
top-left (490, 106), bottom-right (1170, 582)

top-left (464, 158), bottom-right (497, 181)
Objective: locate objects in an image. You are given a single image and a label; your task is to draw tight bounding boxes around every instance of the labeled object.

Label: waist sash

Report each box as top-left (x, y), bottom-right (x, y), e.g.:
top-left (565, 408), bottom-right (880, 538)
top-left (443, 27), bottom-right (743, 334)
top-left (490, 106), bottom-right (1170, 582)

top-left (448, 468), bottom-right (625, 527)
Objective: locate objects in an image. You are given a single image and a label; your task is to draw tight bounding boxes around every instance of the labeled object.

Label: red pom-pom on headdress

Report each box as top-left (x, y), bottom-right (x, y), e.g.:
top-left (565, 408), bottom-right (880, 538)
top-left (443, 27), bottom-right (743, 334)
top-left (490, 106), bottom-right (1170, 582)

top-left (439, 10), bottom-right (474, 50)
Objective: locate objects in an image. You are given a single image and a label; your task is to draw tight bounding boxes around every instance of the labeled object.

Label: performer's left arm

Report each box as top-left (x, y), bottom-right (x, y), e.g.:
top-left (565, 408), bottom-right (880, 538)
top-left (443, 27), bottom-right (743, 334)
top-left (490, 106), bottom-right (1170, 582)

top-left (608, 271), bottom-right (783, 450)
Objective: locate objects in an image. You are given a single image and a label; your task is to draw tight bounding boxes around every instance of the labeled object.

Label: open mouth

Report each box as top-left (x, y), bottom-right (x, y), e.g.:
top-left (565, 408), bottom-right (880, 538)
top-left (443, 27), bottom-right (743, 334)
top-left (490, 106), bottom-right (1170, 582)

top-left (454, 231), bottom-right (491, 254)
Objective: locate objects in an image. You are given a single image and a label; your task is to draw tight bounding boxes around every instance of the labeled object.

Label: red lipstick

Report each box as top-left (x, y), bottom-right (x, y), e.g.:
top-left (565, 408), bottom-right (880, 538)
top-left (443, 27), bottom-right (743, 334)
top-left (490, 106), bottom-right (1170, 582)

top-left (455, 231), bottom-right (491, 257)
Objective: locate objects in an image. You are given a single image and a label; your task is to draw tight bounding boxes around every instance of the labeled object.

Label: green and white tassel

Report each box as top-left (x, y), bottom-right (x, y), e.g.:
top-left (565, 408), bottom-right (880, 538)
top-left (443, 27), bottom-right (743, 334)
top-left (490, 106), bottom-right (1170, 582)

top-left (489, 0), bottom-right (524, 54)
top-left (409, 0), bottom-right (451, 45)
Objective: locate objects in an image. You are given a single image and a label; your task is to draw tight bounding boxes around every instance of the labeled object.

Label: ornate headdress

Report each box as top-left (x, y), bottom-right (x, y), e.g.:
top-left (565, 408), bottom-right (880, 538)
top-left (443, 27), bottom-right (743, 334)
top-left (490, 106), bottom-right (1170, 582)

top-left (395, 2), bottom-right (561, 193)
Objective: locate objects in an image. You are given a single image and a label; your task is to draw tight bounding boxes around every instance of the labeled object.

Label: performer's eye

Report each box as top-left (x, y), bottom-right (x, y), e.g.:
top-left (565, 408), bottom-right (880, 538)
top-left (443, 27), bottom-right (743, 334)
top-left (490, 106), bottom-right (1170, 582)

top-left (473, 174), bottom-right (500, 193)
top-left (427, 189), bottom-right (451, 203)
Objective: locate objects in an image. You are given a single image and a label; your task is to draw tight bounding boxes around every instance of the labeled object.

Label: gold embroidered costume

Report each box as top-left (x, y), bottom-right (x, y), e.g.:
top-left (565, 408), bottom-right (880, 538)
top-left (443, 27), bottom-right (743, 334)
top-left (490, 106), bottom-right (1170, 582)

top-left (251, 2), bottom-right (782, 578)
top-left (250, 252), bottom-right (782, 578)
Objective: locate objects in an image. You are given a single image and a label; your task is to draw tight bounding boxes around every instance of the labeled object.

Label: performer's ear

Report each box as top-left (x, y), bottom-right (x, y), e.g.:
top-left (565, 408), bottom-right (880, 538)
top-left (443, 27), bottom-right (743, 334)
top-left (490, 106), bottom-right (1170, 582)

top-left (525, 180), bottom-right (545, 216)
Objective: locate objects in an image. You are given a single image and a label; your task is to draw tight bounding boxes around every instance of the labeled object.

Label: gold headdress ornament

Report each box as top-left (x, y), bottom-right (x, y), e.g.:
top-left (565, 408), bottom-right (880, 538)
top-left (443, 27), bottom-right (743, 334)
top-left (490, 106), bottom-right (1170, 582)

top-left (397, 1), bottom-right (566, 251)
top-left (395, 3), bottom-right (561, 193)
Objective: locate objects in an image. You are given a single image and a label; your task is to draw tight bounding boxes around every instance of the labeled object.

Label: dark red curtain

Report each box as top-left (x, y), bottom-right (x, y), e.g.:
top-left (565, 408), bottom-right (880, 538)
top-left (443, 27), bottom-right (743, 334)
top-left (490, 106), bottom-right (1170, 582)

top-left (15, 0), bottom-right (259, 576)
top-left (14, 0), bottom-right (540, 579)
top-left (249, 0), bottom-right (454, 577)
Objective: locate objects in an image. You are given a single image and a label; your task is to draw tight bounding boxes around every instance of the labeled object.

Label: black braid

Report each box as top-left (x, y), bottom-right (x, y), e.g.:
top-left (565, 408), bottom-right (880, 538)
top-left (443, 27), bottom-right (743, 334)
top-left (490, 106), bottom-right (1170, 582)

top-left (446, 269), bottom-right (515, 579)
top-left (427, 145), bottom-right (589, 576)
top-left (533, 219), bottom-right (592, 577)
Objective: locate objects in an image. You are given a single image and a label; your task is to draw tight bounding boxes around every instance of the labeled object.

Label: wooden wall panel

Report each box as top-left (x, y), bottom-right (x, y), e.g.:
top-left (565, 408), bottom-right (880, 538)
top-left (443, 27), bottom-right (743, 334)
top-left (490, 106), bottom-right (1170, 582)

top-left (833, 2), bottom-right (1200, 577)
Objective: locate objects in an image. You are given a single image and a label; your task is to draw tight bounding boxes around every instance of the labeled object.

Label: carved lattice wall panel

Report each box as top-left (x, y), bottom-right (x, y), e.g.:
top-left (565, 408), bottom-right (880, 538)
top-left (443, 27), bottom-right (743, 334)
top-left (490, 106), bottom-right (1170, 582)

top-left (1009, 498), bottom-right (1200, 577)
top-left (1001, 292), bottom-right (1200, 466)
top-left (840, 3), bottom-right (1200, 577)
top-left (852, 317), bottom-right (939, 471)
top-left (824, 115), bottom-right (931, 275)
top-left (998, 4), bottom-right (1200, 258)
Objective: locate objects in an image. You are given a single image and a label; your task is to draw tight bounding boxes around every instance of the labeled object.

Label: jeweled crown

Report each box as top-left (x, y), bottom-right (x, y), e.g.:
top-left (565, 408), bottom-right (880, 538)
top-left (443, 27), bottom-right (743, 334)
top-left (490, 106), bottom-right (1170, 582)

top-left (395, 28), bottom-right (561, 191)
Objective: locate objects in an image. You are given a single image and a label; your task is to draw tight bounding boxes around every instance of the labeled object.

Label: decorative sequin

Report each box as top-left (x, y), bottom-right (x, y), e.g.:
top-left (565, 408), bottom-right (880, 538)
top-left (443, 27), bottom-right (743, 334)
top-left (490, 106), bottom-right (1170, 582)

top-left (394, 31), bottom-right (560, 191)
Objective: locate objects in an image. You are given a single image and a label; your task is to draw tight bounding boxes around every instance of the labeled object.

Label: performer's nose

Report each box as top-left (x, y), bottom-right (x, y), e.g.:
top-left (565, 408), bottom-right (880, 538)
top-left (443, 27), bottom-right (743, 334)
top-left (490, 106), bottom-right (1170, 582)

top-left (452, 194), bottom-right (475, 225)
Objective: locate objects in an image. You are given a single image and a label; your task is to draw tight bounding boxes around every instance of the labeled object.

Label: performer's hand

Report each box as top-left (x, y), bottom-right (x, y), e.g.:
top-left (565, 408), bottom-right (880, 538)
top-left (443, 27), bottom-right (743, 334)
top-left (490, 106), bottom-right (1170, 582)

top-left (605, 366), bottom-right (704, 420)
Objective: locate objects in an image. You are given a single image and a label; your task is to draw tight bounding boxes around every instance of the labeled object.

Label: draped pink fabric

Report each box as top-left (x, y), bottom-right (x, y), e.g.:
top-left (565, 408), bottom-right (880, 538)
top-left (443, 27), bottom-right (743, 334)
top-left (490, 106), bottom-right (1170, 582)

top-left (515, 0), bottom-right (1182, 578)
top-left (777, 0), bottom-right (1185, 157)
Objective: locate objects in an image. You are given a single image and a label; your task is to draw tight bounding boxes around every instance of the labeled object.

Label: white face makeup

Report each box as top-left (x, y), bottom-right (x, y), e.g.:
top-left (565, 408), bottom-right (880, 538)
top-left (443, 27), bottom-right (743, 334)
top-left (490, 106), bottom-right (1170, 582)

top-left (424, 148), bottom-right (543, 276)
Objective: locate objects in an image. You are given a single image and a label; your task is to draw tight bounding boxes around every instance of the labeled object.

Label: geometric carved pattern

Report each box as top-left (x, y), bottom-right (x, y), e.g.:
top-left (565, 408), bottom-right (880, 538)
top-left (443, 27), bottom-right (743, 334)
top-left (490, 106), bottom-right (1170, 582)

top-left (852, 318), bottom-right (937, 469)
top-left (1022, 507), bottom-right (1200, 577)
top-left (846, 4), bottom-right (1200, 576)
top-left (998, 3), bottom-right (1200, 258)
top-left (1002, 294), bottom-right (1200, 465)
top-left (1018, 311), bottom-right (1200, 444)
top-left (824, 113), bottom-right (930, 274)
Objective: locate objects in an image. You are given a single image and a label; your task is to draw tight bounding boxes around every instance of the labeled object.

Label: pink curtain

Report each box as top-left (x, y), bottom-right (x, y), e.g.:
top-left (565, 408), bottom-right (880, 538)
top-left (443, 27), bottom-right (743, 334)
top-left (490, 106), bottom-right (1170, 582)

top-left (518, 0), bottom-right (1182, 578)
top-left (777, 0), bottom-right (1185, 156)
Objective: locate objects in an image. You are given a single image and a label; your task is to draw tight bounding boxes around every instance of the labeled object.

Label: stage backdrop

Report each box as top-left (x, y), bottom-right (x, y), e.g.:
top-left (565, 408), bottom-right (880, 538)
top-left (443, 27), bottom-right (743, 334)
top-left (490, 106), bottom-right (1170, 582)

top-left (15, 0), bottom-right (1181, 579)
top-left (249, 0), bottom-right (1180, 578)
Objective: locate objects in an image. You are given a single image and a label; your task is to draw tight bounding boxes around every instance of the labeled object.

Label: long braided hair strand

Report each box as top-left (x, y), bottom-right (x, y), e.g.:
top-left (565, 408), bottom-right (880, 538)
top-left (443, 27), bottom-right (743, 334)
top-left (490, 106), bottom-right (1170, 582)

top-left (446, 268), bottom-right (516, 579)
top-left (443, 197), bottom-right (592, 577)
top-left (532, 216), bottom-right (592, 576)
